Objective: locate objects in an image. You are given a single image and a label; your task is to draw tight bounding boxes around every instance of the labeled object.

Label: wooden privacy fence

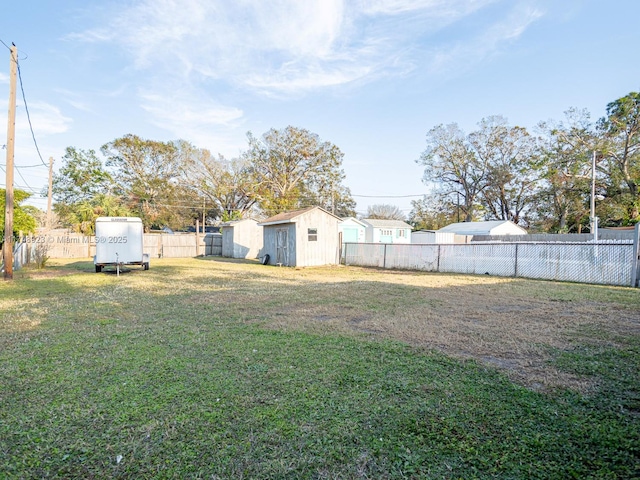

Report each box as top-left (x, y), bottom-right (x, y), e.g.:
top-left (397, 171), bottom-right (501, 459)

top-left (13, 232), bottom-right (221, 261)
top-left (344, 226), bottom-right (640, 288)
top-left (0, 241), bottom-right (39, 272)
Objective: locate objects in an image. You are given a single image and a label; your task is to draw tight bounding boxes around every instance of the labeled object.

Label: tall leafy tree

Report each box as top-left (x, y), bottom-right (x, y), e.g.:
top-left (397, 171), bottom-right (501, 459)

top-left (243, 126), bottom-right (353, 215)
top-left (66, 194), bottom-right (133, 235)
top-left (417, 123), bottom-right (488, 222)
top-left (1, 189), bottom-right (37, 241)
top-left (408, 196), bottom-right (459, 230)
top-left (469, 116), bottom-right (539, 225)
top-left (419, 119), bottom-right (542, 226)
top-left (598, 91), bottom-right (640, 222)
top-left (185, 150), bottom-right (257, 220)
top-left (101, 135), bottom-right (192, 230)
top-left (535, 109), bottom-right (598, 232)
top-left (51, 147), bottom-right (114, 204)
top-left (366, 204), bottom-right (406, 220)
top-left (51, 147), bottom-right (118, 228)
top-left (300, 181), bottom-right (357, 218)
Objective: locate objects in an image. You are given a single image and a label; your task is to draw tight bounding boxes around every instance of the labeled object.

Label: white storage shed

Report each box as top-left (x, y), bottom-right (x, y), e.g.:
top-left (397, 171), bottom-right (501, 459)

top-left (258, 206), bottom-right (340, 267)
top-left (221, 219), bottom-right (263, 259)
top-left (411, 230), bottom-right (456, 244)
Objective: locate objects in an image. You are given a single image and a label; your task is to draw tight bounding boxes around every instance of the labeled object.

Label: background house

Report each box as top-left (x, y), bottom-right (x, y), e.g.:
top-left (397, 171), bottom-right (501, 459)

top-left (338, 217), bottom-right (367, 243)
top-left (438, 220), bottom-right (527, 236)
top-left (258, 206), bottom-right (341, 267)
top-left (411, 230), bottom-right (456, 244)
top-left (361, 218), bottom-right (413, 244)
top-left (221, 218), bottom-right (263, 259)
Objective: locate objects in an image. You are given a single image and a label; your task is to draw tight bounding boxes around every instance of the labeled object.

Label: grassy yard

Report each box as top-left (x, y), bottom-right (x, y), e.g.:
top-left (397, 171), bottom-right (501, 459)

top-left (1, 258), bottom-right (638, 479)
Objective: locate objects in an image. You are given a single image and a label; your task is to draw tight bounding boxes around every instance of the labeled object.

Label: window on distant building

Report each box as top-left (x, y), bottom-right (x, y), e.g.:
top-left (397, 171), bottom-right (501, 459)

top-left (308, 228), bottom-right (318, 241)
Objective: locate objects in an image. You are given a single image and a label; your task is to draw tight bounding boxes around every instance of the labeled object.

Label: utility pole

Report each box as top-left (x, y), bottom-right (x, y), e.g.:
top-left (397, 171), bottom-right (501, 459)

top-left (202, 198), bottom-right (205, 234)
top-left (590, 151), bottom-right (598, 242)
top-left (47, 156), bottom-right (54, 230)
top-left (3, 45), bottom-right (17, 280)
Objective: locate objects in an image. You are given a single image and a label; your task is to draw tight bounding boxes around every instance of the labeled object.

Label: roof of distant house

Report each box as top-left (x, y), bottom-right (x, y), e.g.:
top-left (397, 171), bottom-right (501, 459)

top-left (361, 218), bottom-right (413, 229)
top-left (339, 217), bottom-right (368, 227)
top-left (438, 220), bottom-right (527, 235)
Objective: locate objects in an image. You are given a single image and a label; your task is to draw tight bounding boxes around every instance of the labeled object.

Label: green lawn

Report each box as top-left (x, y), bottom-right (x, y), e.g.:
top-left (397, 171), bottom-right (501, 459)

top-left (1, 258), bottom-right (638, 479)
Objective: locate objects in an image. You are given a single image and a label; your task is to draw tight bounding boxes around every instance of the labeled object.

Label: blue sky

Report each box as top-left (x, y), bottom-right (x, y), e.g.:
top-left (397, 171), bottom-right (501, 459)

top-left (1, 0), bottom-right (639, 218)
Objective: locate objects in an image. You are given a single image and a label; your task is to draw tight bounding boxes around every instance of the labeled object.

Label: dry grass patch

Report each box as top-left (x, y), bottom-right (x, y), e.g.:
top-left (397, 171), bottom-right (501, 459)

top-left (183, 262), bottom-right (638, 392)
top-left (8, 258), bottom-right (640, 392)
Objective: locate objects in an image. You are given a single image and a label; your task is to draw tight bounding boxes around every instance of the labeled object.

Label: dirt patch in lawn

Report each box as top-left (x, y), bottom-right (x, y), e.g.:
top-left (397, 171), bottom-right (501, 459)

top-left (249, 266), bottom-right (640, 392)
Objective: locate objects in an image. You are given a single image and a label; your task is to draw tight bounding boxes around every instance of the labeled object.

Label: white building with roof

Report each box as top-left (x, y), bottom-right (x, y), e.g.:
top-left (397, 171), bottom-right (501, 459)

top-left (411, 230), bottom-right (456, 244)
top-left (221, 218), bottom-right (263, 259)
top-left (361, 218), bottom-right (413, 244)
top-left (258, 206), bottom-right (341, 267)
top-left (438, 220), bottom-right (527, 236)
top-left (338, 217), bottom-right (367, 243)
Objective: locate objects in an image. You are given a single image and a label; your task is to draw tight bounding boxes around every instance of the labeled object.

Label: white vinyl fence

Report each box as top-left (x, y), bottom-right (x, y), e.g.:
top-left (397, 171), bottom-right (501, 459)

top-left (344, 239), bottom-right (640, 287)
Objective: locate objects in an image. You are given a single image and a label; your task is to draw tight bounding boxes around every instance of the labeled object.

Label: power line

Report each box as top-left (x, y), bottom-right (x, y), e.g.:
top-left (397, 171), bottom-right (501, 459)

top-left (16, 56), bottom-right (48, 168)
top-left (16, 163), bottom-right (47, 168)
top-left (14, 168), bottom-right (34, 191)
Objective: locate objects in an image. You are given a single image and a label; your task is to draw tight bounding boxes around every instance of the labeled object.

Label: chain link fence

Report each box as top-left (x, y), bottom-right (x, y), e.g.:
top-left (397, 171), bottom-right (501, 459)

top-left (343, 241), bottom-right (638, 287)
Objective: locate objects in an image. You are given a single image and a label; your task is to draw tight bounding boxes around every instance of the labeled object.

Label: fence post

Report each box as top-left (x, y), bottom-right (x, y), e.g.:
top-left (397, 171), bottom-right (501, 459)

top-left (632, 223), bottom-right (640, 288)
top-left (383, 244), bottom-right (387, 269)
top-left (514, 243), bottom-right (519, 278)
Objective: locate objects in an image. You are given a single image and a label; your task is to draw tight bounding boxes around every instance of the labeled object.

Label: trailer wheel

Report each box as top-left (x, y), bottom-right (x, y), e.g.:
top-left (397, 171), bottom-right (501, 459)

top-left (261, 254), bottom-right (270, 265)
top-left (143, 262), bottom-right (150, 271)
top-left (95, 265), bottom-right (102, 273)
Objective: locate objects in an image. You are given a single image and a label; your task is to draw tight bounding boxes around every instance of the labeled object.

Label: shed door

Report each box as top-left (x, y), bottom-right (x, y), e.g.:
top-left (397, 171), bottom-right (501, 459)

top-left (276, 228), bottom-right (288, 265)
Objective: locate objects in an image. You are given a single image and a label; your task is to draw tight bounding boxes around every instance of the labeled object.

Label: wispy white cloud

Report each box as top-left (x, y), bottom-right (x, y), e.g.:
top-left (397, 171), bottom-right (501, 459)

top-left (360, 0), bottom-right (496, 17)
top-left (428, 4), bottom-right (545, 74)
top-left (140, 91), bottom-right (243, 128)
top-left (0, 72), bottom-right (8, 84)
top-left (54, 85), bottom-right (129, 114)
top-left (75, 0), bottom-right (524, 96)
top-left (15, 101), bottom-right (72, 136)
top-left (66, 0), bottom-right (545, 150)
top-left (138, 87), bottom-right (244, 151)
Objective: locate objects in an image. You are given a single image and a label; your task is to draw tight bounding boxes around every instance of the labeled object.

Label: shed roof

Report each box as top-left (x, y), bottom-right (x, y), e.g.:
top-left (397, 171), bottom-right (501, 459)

top-left (220, 218), bottom-right (259, 227)
top-left (258, 206), bottom-right (341, 226)
top-left (361, 218), bottom-right (413, 229)
top-left (438, 220), bottom-right (527, 235)
top-left (339, 217), bottom-right (368, 228)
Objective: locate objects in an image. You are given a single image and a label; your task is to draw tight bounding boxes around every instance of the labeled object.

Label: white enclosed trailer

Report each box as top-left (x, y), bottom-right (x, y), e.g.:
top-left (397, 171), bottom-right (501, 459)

top-left (94, 217), bottom-right (150, 273)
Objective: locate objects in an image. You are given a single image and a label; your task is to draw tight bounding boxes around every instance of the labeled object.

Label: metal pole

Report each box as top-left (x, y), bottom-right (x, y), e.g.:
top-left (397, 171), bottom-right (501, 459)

top-left (632, 223), bottom-right (640, 288)
top-left (591, 151), bottom-right (598, 242)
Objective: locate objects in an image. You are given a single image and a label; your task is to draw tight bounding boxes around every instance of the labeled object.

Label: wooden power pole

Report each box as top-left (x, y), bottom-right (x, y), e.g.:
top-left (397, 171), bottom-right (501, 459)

top-left (3, 45), bottom-right (17, 280)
